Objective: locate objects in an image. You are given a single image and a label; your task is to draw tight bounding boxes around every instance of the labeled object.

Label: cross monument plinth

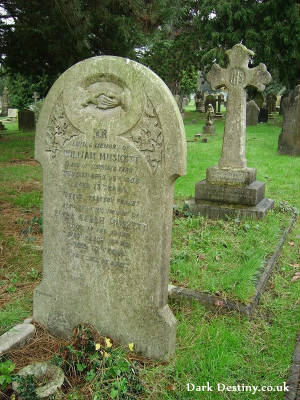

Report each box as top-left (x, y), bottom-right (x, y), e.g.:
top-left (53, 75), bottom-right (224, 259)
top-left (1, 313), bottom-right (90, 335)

top-left (185, 44), bottom-right (274, 219)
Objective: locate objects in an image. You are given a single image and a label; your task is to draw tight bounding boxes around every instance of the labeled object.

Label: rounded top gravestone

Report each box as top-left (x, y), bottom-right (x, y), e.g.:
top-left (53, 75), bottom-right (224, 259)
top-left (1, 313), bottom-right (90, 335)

top-left (33, 56), bottom-right (186, 360)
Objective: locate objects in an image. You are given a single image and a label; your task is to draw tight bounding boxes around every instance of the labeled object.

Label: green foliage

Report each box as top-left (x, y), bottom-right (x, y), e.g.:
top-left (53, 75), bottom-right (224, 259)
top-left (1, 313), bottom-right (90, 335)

top-left (13, 374), bottom-right (40, 400)
top-left (5, 73), bottom-right (49, 109)
top-left (0, 360), bottom-right (16, 389)
top-left (52, 325), bottom-right (144, 399)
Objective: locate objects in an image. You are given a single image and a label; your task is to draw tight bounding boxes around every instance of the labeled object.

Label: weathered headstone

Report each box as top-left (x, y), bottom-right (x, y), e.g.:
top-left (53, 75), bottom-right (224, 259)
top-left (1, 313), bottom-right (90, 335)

top-left (32, 91), bottom-right (40, 104)
top-left (195, 90), bottom-right (205, 112)
top-left (33, 56), bottom-right (186, 360)
top-left (7, 108), bottom-right (18, 120)
top-left (202, 104), bottom-right (216, 134)
top-left (185, 44), bottom-right (274, 219)
top-left (204, 94), bottom-right (216, 112)
top-left (216, 94), bottom-right (223, 113)
top-left (278, 85), bottom-right (300, 156)
top-left (1, 87), bottom-right (10, 117)
top-left (246, 100), bottom-right (260, 125)
top-left (18, 110), bottom-right (36, 131)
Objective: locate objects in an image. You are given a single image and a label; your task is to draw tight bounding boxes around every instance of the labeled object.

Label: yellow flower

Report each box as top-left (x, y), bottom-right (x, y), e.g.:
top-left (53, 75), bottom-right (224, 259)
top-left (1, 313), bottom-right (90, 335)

top-left (128, 342), bottom-right (134, 351)
top-left (105, 338), bottom-right (112, 348)
top-left (104, 351), bottom-right (110, 358)
top-left (95, 343), bottom-right (101, 350)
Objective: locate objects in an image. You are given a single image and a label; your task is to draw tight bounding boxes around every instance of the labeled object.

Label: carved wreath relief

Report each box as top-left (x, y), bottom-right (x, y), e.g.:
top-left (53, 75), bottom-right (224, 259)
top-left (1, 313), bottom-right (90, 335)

top-left (46, 95), bottom-right (80, 158)
top-left (122, 97), bottom-right (163, 174)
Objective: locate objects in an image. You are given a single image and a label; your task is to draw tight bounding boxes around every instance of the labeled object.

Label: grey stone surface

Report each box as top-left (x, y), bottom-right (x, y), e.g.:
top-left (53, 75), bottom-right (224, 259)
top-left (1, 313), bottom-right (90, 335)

top-left (278, 85), bottom-right (300, 156)
top-left (207, 43), bottom-right (271, 169)
top-left (1, 87), bottom-right (9, 117)
top-left (13, 362), bottom-right (64, 399)
top-left (7, 108), bottom-right (18, 119)
top-left (23, 317), bottom-right (33, 324)
top-left (246, 100), bottom-right (260, 125)
top-left (195, 180), bottom-right (265, 206)
top-left (195, 90), bottom-right (205, 112)
top-left (206, 165), bottom-right (256, 186)
top-left (33, 56), bottom-right (186, 360)
top-left (18, 110), bottom-right (36, 131)
top-left (0, 323), bottom-right (35, 355)
top-left (204, 94), bottom-right (216, 112)
top-left (202, 104), bottom-right (216, 134)
top-left (185, 197), bottom-right (274, 220)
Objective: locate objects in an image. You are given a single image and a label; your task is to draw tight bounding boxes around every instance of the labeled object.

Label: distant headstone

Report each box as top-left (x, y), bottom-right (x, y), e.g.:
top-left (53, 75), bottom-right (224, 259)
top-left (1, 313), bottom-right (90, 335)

top-left (278, 85), bottom-right (300, 156)
top-left (18, 110), bottom-right (36, 131)
top-left (33, 56), bottom-right (186, 360)
top-left (266, 93), bottom-right (277, 113)
top-left (0, 121), bottom-right (6, 131)
top-left (195, 90), bottom-right (205, 112)
top-left (1, 87), bottom-right (10, 117)
top-left (32, 91), bottom-right (40, 104)
top-left (186, 43), bottom-right (274, 219)
top-left (258, 104), bottom-right (268, 123)
top-left (174, 94), bottom-right (184, 118)
top-left (204, 94), bottom-right (216, 112)
top-left (202, 104), bottom-right (216, 134)
top-left (7, 108), bottom-right (18, 119)
top-left (246, 100), bottom-right (260, 125)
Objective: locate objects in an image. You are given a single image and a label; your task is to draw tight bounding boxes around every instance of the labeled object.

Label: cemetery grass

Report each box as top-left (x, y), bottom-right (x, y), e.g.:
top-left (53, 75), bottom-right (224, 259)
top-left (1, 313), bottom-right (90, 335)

top-left (0, 120), bottom-right (299, 399)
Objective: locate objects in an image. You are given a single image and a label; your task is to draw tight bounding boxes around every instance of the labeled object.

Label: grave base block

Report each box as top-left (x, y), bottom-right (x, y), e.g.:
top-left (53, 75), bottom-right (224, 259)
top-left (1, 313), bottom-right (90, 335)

top-left (184, 197), bottom-right (274, 220)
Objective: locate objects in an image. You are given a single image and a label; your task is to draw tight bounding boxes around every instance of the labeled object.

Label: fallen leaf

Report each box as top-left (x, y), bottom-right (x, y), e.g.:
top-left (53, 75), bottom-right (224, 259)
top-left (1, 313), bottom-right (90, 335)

top-left (197, 254), bottom-right (206, 260)
top-left (216, 255), bottom-right (221, 261)
top-left (288, 241), bottom-right (295, 246)
top-left (215, 299), bottom-right (224, 307)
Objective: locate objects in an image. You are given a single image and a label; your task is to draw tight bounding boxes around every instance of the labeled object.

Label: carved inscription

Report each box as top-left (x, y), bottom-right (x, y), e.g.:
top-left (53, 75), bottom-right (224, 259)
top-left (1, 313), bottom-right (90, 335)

top-left (122, 97), bottom-right (163, 173)
top-left (53, 127), bottom-right (149, 272)
top-left (230, 68), bottom-right (245, 86)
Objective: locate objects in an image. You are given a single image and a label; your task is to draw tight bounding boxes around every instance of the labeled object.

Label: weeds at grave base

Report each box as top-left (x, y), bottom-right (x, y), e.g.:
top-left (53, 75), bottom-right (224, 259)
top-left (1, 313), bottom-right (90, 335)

top-left (1, 323), bottom-right (154, 399)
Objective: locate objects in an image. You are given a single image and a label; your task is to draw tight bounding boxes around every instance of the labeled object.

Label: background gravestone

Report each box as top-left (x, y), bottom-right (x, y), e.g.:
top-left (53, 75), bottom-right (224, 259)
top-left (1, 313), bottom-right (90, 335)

top-left (254, 92), bottom-right (264, 108)
top-left (186, 43), bottom-right (273, 219)
top-left (204, 94), bottom-right (216, 112)
top-left (246, 100), bottom-right (260, 125)
top-left (18, 110), bottom-right (36, 131)
top-left (1, 87), bottom-right (10, 117)
top-left (278, 85), bottom-right (300, 156)
top-left (33, 56), bottom-right (186, 360)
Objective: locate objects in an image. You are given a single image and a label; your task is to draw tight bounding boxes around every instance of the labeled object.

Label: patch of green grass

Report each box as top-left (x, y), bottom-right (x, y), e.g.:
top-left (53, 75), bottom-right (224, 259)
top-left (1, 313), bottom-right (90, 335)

top-left (0, 165), bottom-right (42, 183)
top-left (170, 208), bottom-right (292, 302)
top-left (0, 296), bottom-right (33, 335)
top-left (12, 190), bottom-right (42, 209)
top-left (0, 130), bottom-right (35, 162)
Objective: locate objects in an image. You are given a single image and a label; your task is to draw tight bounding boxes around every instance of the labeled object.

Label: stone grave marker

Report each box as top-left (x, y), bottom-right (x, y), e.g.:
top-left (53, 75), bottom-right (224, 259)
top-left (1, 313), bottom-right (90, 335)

top-left (185, 43), bottom-right (274, 219)
top-left (1, 87), bottom-right (10, 117)
top-left (18, 110), bottom-right (36, 131)
top-left (7, 108), bottom-right (18, 120)
top-left (204, 94), bottom-right (216, 112)
top-left (254, 92), bottom-right (264, 108)
top-left (246, 100), bottom-right (260, 125)
top-left (33, 56), bottom-right (186, 360)
top-left (202, 104), bottom-right (216, 134)
top-left (278, 84), bottom-right (300, 156)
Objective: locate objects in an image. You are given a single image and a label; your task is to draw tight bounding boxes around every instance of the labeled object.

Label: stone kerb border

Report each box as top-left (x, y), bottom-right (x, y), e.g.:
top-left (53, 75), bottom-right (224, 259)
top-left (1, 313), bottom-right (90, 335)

top-left (168, 211), bottom-right (298, 316)
top-left (284, 332), bottom-right (300, 400)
